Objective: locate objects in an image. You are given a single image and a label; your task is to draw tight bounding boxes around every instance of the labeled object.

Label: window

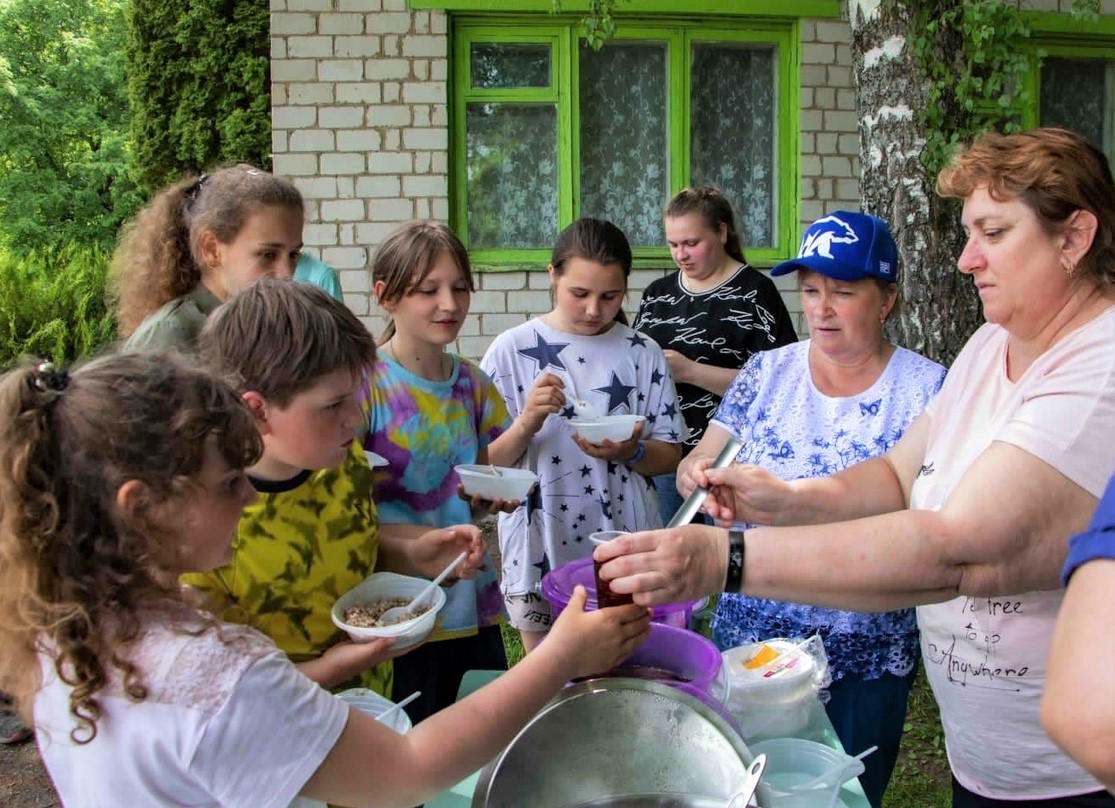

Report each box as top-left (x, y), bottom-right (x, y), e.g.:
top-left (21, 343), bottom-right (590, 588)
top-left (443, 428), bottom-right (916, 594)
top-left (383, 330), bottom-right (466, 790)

top-left (1037, 51), bottom-right (1115, 159)
top-left (1024, 19), bottom-right (1115, 165)
top-left (451, 19), bottom-right (797, 267)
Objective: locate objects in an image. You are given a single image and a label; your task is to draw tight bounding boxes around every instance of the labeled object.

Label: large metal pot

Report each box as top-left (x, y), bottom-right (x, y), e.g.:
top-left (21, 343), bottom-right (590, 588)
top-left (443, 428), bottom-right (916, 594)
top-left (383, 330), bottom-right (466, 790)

top-left (472, 678), bottom-right (758, 808)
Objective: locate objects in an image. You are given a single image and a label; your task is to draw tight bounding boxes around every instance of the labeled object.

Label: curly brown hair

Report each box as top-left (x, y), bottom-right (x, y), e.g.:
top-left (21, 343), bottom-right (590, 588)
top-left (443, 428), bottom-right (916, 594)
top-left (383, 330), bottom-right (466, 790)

top-left (110, 166), bottom-right (305, 337)
top-left (0, 352), bottom-right (261, 742)
top-left (937, 127), bottom-right (1115, 288)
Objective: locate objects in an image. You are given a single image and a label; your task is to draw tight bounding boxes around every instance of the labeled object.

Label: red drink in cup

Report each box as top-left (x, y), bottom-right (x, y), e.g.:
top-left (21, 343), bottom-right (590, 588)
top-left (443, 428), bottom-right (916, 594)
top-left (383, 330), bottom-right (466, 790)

top-left (590, 530), bottom-right (634, 608)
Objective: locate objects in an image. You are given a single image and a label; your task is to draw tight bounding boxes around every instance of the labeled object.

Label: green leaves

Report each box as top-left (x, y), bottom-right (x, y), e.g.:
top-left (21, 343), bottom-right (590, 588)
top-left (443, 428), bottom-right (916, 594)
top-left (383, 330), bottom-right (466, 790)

top-left (551, 0), bottom-right (625, 51)
top-left (893, 0), bottom-right (1036, 175)
top-left (0, 0), bottom-right (141, 252)
top-left (125, 0), bottom-right (271, 195)
top-left (0, 244), bottom-right (115, 365)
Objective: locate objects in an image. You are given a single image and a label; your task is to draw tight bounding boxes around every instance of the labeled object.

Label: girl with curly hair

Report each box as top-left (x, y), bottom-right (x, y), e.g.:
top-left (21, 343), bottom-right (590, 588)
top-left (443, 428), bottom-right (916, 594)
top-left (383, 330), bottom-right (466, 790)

top-left (0, 352), bottom-right (648, 807)
top-left (111, 165), bottom-right (305, 352)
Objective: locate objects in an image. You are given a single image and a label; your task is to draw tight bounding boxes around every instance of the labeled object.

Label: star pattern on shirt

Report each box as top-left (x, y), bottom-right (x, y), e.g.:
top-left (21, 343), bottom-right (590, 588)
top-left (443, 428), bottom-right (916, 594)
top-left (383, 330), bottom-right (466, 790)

top-left (627, 333), bottom-right (648, 348)
top-left (517, 330), bottom-right (571, 372)
top-left (551, 455), bottom-right (561, 465)
top-left (650, 369), bottom-right (664, 386)
top-left (593, 372), bottom-right (636, 413)
top-left (580, 465), bottom-right (592, 477)
top-left (662, 402), bottom-right (678, 418)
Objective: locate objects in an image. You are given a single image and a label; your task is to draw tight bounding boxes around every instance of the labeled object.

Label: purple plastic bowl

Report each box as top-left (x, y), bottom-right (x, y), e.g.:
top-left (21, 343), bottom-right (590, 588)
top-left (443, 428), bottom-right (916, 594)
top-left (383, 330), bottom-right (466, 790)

top-left (567, 623), bottom-right (724, 700)
top-left (541, 556), bottom-right (702, 629)
top-left (623, 622), bottom-right (723, 696)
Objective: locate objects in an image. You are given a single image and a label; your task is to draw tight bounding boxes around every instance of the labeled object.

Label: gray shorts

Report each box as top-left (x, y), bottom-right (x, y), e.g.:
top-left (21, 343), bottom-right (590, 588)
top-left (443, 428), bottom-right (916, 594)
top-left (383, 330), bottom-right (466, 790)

top-left (504, 591), bottom-right (554, 631)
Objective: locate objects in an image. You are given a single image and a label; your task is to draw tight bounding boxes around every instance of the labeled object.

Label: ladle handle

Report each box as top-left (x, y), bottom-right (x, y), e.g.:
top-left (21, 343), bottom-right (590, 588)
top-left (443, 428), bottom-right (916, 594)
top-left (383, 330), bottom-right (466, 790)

top-left (667, 435), bottom-right (744, 528)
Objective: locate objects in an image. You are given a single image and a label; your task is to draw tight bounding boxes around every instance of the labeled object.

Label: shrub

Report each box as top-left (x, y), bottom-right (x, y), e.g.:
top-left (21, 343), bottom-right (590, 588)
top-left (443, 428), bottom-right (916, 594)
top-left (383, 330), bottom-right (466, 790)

top-left (0, 246), bottom-right (116, 366)
top-left (124, 0), bottom-right (271, 195)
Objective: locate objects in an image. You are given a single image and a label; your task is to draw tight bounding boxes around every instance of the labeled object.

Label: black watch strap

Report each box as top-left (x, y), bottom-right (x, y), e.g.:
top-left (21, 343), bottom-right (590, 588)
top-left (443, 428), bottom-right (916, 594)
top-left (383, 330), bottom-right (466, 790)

top-left (725, 530), bottom-right (745, 592)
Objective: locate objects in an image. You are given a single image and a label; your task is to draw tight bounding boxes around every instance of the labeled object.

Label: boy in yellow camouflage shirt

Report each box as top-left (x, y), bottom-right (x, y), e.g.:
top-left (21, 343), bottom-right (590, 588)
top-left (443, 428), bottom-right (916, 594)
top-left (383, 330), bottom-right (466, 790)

top-left (183, 280), bottom-right (485, 694)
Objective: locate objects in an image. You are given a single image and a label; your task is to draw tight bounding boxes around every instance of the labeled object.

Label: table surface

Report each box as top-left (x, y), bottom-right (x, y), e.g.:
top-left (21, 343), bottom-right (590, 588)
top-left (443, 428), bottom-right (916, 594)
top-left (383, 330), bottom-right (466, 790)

top-left (426, 670), bottom-right (871, 808)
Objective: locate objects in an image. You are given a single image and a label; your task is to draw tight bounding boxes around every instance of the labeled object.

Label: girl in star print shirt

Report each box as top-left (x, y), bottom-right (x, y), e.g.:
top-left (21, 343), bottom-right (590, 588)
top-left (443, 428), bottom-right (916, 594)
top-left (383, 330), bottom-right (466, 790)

top-left (482, 218), bottom-right (685, 652)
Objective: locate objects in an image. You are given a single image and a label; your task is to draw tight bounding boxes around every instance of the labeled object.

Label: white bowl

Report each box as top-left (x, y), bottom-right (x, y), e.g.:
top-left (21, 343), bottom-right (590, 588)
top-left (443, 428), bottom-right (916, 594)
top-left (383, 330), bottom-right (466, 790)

top-left (331, 571), bottom-right (447, 649)
top-left (570, 414), bottom-right (644, 443)
top-left (336, 687), bottom-right (413, 734)
top-left (455, 464), bottom-right (538, 501)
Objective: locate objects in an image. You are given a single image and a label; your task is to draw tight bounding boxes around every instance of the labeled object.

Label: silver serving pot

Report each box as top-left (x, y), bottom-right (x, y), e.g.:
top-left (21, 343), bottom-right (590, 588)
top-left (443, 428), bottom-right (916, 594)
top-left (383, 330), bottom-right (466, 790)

top-left (472, 678), bottom-right (760, 808)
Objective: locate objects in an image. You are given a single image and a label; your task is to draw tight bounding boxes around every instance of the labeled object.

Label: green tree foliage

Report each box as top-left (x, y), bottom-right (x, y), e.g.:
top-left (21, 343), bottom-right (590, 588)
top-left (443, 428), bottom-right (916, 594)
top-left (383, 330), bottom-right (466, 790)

top-left (0, 245), bottom-right (115, 365)
top-left (0, 0), bottom-right (141, 252)
top-left (125, 0), bottom-right (271, 195)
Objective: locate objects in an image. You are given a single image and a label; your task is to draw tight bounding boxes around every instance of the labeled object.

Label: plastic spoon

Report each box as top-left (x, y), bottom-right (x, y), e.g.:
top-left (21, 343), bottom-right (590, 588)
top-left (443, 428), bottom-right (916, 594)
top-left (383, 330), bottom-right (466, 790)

top-left (797, 744), bottom-right (878, 793)
top-left (379, 551), bottom-right (468, 625)
top-left (375, 690), bottom-right (421, 725)
top-left (563, 374), bottom-right (598, 420)
top-left (753, 636), bottom-right (813, 675)
top-left (725, 753), bottom-right (767, 807)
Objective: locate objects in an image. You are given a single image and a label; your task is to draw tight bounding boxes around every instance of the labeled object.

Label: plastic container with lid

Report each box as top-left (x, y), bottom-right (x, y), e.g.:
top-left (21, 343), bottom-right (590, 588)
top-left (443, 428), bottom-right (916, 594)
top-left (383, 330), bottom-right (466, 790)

top-left (722, 637), bottom-right (829, 740)
top-left (541, 556), bottom-right (703, 628)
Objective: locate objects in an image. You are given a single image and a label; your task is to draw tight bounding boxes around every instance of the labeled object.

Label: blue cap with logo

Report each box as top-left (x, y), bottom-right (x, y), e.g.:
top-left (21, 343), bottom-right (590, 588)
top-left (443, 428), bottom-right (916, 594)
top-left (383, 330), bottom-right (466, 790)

top-left (770, 210), bottom-right (898, 283)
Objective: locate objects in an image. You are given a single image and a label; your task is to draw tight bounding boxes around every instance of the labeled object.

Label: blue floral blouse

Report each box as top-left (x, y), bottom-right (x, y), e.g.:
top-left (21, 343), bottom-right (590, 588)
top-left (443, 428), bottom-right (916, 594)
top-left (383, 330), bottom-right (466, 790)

top-left (711, 341), bottom-right (945, 681)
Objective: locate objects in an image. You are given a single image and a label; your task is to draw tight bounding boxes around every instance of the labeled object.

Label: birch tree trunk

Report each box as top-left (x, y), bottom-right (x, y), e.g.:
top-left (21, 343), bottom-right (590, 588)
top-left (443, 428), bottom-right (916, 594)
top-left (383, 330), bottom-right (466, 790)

top-left (849, 0), bottom-right (982, 366)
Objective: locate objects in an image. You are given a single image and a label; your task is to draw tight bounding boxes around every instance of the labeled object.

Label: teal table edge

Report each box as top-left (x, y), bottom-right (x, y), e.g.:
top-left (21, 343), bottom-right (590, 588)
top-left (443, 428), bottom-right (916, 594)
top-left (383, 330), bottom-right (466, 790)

top-left (426, 669), bottom-right (871, 808)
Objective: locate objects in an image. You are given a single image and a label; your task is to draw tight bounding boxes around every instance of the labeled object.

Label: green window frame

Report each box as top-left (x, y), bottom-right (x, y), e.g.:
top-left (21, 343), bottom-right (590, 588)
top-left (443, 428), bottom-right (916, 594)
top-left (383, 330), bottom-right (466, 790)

top-left (1022, 15), bottom-right (1115, 166)
top-left (449, 14), bottom-right (800, 269)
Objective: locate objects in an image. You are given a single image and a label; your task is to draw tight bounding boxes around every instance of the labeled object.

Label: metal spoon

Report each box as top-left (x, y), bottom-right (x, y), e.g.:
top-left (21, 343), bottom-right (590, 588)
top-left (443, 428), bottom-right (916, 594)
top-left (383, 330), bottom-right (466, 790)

top-left (725, 753), bottom-right (767, 807)
top-left (379, 551), bottom-right (468, 625)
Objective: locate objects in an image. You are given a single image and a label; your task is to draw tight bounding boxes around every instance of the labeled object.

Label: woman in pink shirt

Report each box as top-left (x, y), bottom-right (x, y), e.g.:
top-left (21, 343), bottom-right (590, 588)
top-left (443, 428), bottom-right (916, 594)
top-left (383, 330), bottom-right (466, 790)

top-left (601, 127), bottom-right (1115, 808)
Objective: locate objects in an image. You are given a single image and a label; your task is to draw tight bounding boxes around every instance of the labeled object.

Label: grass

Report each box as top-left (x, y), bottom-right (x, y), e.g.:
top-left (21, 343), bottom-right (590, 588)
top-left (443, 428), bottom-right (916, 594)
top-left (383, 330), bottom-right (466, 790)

top-left (884, 666), bottom-right (951, 807)
top-left (502, 626), bottom-right (951, 806)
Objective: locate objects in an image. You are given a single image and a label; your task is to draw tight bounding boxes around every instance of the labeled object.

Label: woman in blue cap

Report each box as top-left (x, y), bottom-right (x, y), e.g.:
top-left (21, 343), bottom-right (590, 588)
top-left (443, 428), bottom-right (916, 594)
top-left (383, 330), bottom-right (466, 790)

top-left (675, 210), bottom-right (946, 807)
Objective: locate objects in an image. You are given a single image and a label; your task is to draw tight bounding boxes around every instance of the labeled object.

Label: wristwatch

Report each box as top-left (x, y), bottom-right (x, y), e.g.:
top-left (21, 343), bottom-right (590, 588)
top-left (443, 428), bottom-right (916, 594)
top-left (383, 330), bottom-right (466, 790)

top-left (725, 530), bottom-right (745, 592)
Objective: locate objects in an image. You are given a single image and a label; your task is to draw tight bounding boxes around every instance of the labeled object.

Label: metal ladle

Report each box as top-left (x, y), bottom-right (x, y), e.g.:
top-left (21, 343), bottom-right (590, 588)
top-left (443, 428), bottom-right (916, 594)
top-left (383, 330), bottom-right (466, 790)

top-left (667, 435), bottom-right (745, 527)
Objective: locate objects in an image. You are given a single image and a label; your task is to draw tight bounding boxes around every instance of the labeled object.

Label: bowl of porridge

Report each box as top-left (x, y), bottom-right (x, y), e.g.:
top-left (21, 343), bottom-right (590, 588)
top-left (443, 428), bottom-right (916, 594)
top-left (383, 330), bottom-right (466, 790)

top-left (331, 571), bottom-right (447, 649)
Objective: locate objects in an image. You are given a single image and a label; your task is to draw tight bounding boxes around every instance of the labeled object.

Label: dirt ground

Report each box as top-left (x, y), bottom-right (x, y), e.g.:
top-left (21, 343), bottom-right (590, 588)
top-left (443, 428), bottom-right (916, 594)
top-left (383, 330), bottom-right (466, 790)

top-left (0, 734), bottom-right (58, 808)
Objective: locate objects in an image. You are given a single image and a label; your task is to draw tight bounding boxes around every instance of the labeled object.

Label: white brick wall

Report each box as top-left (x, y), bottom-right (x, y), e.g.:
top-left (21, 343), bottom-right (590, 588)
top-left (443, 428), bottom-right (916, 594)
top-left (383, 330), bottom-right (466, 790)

top-left (272, 4), bottom-right (865, 356)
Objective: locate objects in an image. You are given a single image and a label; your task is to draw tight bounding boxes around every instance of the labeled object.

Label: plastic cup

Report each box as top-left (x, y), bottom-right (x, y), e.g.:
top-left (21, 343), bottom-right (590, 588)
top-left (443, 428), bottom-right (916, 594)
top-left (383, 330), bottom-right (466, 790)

top-left (589, 530), bottom-right (633, 607)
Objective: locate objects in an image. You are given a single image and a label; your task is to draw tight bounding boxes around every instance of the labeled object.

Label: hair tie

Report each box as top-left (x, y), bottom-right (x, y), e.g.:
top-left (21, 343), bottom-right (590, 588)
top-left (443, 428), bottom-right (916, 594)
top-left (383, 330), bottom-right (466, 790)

top-left (185, 172), bottom-right (209, 204)
top-left (32, 362), bottom-right (69, 393)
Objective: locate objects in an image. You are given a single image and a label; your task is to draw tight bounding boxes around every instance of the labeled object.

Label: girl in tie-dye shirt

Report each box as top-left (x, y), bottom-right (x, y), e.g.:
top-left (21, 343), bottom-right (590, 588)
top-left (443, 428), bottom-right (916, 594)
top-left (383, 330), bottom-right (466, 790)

top-left (361, 221), bottom-right (509, 724)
